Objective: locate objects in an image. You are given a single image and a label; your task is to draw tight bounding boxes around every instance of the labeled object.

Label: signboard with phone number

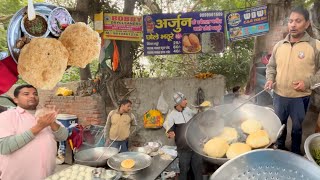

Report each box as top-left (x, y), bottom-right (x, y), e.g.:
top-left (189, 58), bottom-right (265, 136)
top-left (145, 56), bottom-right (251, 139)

top-left (226, 5), bottom-right (269, 41)
top-left (143, 11), bottom-right (225, 56)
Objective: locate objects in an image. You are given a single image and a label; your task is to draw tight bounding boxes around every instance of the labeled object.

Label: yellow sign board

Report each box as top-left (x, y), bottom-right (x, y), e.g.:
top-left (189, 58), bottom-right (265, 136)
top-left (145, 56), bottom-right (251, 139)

top-left (103, 14), bottom-right (143, 41)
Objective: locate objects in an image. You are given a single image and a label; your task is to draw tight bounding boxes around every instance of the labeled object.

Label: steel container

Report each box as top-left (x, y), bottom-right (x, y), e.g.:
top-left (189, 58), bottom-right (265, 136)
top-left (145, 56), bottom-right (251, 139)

top-left (210, 149), bottom-right (320, 180)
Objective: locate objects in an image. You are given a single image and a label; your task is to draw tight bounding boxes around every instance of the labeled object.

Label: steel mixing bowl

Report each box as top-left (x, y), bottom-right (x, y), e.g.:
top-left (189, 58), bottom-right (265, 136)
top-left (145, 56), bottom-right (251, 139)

top-left (210, 149), bottom-right (320, 180)
top-left (304, 133), bottom-right (320, 166)
top-left (144, 141), bottom-right (162, 152)
top-left (74, 147), bottom-right (119, 167)
top-left (131, 146), bottom-right (152, 155)
top-left (185, 104), bottom-right (282, 165)
top-left (105, 169), bottom-right (118, 180)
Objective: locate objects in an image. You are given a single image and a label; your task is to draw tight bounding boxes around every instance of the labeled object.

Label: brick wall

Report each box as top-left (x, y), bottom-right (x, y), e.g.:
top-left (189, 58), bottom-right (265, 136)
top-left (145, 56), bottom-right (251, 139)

top-left (6, 82), bottom-right (107, 126)
top-left (6, 77), bottom-right (225, 146)
top-left (42, 95), bottom-right (106, 126)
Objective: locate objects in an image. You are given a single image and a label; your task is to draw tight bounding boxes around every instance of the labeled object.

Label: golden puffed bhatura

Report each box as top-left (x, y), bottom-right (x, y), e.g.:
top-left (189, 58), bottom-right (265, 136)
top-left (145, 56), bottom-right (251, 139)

top-left (18, 38), bottom-right (69, 90)
top-left (246, 129), bottom-right (270, 148)
top-left (241, 119), bottom-right (262, 134)
top-left (226, 142), bottom-right (251, 159)
top-left (59, 22), bottom-right (101, 68)
top-left (121, 159), bottom-right (135, 169)
top-left (188, 33), bottom-right (200, 48)
top-left (203, 137), bottom-right (229, 158)
top-left (217, 127), bottom-right (238, 143)
top-left (182, 35), bottom-right (192, 47)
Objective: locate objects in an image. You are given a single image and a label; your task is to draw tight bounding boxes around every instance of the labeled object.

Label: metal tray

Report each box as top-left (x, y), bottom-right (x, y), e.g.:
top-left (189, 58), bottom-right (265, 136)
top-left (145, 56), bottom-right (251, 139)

top-left (107, 152), bottom-right (152, 174)
top-left (7, 3), bottom-right (57, 63)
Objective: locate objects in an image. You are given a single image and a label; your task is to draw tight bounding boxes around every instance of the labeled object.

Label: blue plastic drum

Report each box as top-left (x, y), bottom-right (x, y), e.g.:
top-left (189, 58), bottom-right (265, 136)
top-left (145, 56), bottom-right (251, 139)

top-left (56, 114), bottom-right (78, 128)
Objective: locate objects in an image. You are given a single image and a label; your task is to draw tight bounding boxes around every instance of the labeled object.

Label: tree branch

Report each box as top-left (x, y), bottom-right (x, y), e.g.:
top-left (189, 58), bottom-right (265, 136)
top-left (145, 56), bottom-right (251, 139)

top-left (188, 0), bottom-right (203, 12)
top-left (138, 0), bottom-right (162, 13)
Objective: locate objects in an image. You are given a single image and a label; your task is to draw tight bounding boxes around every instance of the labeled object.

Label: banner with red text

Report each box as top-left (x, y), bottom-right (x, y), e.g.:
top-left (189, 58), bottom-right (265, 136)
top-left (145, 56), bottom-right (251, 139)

top-left (103, 14), bottom-right (143, 41)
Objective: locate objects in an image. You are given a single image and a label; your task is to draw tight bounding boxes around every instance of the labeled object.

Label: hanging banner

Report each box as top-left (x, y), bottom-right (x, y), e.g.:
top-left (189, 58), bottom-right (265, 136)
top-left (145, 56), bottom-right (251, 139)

top-left (143, 11), bottom-right (225, 56)
top-left (103, 14), bottom-right (143, 41)
top-left (226, 5), bottom-right (269, 41)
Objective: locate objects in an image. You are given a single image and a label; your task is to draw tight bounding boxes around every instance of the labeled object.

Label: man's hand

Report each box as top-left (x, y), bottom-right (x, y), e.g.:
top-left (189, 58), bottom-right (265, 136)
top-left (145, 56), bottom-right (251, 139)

top-left (264, 80), bottom-right (274, 90)
top-left (31, 112), bottom-right (57, 135)
top-left (50, 121), bottom-right (60, 132)
top-left (293, 80), bottom-right (306, 91)
top-left (166, 131), bottom-right (175, 139)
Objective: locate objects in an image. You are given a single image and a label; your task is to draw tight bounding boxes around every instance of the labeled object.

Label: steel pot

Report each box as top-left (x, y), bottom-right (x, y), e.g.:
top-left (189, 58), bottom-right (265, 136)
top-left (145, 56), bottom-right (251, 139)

top-left (185, 103), bottom-right (282, 165)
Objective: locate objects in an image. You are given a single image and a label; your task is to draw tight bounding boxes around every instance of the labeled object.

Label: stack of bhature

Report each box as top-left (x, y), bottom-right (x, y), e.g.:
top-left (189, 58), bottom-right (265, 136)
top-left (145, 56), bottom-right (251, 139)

top-left (18, 38), bottom-right (69, 90)
top-left (59, 22), bottom-right (101, 68)
top-left (203, 119), bottom-right (271, 159)
top-left (17, 22), bottom-right (101, 90)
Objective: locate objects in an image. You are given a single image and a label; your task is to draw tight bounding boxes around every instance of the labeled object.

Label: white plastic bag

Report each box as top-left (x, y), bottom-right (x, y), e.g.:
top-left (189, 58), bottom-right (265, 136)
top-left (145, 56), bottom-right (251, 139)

top-left (157, 91), bottom-right (169, 114)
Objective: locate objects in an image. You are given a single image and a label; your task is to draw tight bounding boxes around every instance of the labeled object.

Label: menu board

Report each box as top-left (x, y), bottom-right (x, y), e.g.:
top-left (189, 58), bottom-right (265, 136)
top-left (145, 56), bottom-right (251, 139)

top-left (103, 14), bottom-right (143, 41)
top-left (143, 11), bottom-right (225, 56)
top-left (226, 5), bottom-right (269, 41)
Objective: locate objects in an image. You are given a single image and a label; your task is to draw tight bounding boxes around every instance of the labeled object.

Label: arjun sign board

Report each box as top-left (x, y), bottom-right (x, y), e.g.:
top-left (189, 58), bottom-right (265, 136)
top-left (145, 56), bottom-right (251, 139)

top-left (103, 14), bottom-right (143, 41)
top-left (226, 5), bottom-right (269, 41)
top-left (143, 11), bottom-right (225, 56)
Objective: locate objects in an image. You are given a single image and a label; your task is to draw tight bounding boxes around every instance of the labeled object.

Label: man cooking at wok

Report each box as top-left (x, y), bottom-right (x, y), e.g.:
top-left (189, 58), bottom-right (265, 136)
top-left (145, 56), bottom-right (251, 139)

top-left (164, 92), bottom-right (203, 180)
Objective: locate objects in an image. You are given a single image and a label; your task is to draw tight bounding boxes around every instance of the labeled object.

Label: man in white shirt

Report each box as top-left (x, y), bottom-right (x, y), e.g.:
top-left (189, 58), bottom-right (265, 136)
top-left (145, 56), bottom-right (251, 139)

top-left (164, 92), bottom-right (203, 180)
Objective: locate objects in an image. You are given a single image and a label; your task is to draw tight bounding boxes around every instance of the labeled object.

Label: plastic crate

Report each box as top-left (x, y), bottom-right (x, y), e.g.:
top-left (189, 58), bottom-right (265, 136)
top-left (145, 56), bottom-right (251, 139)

top-left (82, 125), bottom-right (105, 147)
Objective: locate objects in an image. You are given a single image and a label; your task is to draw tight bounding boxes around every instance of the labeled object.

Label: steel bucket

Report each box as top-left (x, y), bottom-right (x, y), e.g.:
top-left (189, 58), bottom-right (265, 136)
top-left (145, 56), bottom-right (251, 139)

top-left (210, 149), bottom-right (320, 180)
top-left (74, 147), bottom-right (119, 167)
top-left (185, 103), bottom-right (282, 165)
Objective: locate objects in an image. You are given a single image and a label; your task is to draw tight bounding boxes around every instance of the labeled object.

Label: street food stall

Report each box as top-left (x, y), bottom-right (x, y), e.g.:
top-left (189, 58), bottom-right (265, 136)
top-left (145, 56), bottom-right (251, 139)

top-left (46, 143), bottom-right (177, 180)
top-left (4, 2), bottom-right (179, 179)
top-left (5, 2), bottom-right (320, 180)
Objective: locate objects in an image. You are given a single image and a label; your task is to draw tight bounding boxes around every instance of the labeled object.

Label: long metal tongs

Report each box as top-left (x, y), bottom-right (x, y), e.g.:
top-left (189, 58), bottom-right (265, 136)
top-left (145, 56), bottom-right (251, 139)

top-left (222, 88), bottom-right (268, 118)
top-left (96, 136), bottom-right (118, 161)
top-left (221, 82), bottom-right (276, 119)
top-left (212, 84), bottom-right (276, 135)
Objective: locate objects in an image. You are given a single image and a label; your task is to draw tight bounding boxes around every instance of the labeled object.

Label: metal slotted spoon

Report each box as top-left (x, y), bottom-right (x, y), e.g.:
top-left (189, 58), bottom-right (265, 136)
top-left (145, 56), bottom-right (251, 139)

top-left (210, 149), bottom-right (320, 180)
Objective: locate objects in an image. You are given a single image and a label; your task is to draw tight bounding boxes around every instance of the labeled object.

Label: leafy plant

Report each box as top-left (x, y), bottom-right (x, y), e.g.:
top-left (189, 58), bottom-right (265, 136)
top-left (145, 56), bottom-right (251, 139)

top-left (198, 38), bottom-right (254, 89)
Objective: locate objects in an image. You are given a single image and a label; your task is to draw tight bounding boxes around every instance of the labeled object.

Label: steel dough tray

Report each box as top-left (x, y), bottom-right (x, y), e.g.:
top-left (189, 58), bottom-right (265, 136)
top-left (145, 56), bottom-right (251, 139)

top-left (210, 149), bottom-right (320, 180)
